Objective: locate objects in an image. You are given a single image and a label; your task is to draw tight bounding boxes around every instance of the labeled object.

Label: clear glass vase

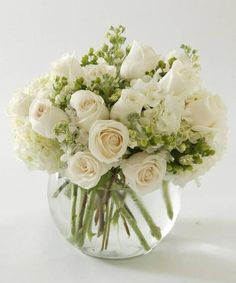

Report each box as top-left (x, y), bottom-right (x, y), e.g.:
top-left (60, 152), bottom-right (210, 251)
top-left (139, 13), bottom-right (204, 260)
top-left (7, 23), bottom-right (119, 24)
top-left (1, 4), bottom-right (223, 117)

top-left (48, 173), bottom-right (181, 259)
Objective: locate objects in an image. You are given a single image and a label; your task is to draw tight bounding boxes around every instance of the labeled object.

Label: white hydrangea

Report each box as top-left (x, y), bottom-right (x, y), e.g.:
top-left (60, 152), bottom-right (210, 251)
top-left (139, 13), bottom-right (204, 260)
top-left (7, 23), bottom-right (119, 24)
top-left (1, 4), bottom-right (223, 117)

top-left (130, 77), bottom-right (163, 107)
top-left (12, 120), bottom-right (63, 173)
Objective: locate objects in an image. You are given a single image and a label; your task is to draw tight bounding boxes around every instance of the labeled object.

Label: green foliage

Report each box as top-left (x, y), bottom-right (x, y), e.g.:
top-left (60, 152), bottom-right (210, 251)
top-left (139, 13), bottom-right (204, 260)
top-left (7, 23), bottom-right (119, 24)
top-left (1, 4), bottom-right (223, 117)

top-left (89, 74), bottom-right (130, 108)
top-left (50, 76), bottom-right (86, 110)
top-left (127, 113), bottom-right (178, 151)
top-left (81, 25), bottom-right (127, 69)
top-left (145, 57), bottom-right (176, 78)
top-left (127, 113), bottom-right (215, 174)
top-left (180, 44), bottom-right (200, 69)
top-left (97, 25), bottom-right (127, 67)
top-left (53, 76), bottom-right (68, 92)
top-left (54, 121), bottom-right (83, 154)
top-left (167, 138), bottom-right (215, 174)
top-left (73, 77), bottom-right (87, 92)
top-left (81, 48), bottom-right (98, 66)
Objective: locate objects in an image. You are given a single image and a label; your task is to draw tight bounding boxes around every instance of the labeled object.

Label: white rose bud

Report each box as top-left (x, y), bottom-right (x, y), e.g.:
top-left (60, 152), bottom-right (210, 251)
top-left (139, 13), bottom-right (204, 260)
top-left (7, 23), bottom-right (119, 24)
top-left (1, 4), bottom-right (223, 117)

top-left (186, 90), bottom-right (226, 132)
top-left (51, 54), bottom-right (83, 81)
top-left (8, 92), bottom-right (33, 118)
top-left (120, 41), bottom-right (159, 80)
top-left (70, 90), bottom-right (109, 130)
top-left (159, 59), bottom-right (199, 96)
top-left (29, 98), bottom-right (68, 139)
top-left (89, 120), bottom-right (129, 164)
top-left (121, 152), bottom-right (167, 195)
top-left (110, 89), bottom-right (145, 125)
top-left (67, 151), bottom-right (110, 189)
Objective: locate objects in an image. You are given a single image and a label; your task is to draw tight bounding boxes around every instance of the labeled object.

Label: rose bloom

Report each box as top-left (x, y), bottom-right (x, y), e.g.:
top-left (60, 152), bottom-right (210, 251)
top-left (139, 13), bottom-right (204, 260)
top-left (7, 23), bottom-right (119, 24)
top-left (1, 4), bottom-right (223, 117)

top-left (121, 152), bottom-right (166, 195)
top-left (159, 59), bottom-right (199, 96)
top-left (110, 89), bottom-right (145, 125)
top-left (70, 90), bottom-right (109, 130)
top-left (120, 41), bottom-right (159, 80)
top-left (82, 58), bottom-right (116, 86)
top-left (29, 98), bottom-right (68, 139)
top-left (67, 151), bottom-right (110, 189)
top-left (51, 53), bottom-right (83, 81)
top-left (89, 120), bottom-right (129, 164)
top-left (185, 89), bottom-right (226, 132)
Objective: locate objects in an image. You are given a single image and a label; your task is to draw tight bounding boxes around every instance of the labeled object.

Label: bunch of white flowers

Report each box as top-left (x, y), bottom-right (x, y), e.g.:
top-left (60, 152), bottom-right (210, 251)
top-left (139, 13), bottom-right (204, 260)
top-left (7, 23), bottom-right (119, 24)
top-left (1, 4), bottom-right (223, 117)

top-left (8, 26), bottom-right (226, 195)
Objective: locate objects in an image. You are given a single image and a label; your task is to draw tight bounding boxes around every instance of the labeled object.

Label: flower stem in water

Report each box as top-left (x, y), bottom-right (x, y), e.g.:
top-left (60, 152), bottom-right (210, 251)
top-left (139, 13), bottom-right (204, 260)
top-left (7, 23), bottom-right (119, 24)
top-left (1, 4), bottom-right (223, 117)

top-left (111, 191), bottom-right (151, 251)
top-left (77, 190), bottom-right (97, 247)
top-left (126, 187), bottom-right (162, 240)
top-left (53, 180), bottom-right (70, 198)
top-left (70, 184), bottom-right (78, 237)
top-left (162, 181), bottom-right (173, 220)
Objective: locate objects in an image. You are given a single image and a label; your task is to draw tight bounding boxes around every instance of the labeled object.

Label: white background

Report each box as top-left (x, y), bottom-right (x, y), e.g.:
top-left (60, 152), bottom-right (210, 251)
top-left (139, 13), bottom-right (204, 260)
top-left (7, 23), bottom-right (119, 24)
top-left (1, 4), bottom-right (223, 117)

top-left (0, 0), bottom-right (236, 282)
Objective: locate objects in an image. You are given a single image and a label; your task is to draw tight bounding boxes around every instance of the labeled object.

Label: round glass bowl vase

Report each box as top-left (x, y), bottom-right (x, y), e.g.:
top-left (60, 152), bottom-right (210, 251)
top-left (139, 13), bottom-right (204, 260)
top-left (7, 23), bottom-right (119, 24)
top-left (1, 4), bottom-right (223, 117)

top-left (48, 173), bottom-right (181, 260)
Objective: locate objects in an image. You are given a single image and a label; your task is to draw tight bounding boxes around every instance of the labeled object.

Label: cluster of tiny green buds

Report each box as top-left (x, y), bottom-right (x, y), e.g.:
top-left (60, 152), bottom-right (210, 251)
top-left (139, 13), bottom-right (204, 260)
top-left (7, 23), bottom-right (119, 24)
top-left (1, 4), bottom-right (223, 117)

top-left (89, 74), bottom-right (125, 108)
top-left (52, 76), bottom-right (68, 93)
top-left (81, 48), bottom-right (98, 66)
top-left (167, 137), bottom-right (215, 174)
top-left (168, 57), bottom-right (177, 68)
top-left (106, 25), bottom-right (126, 46)
top-left (50, 76), bottom-right (71, 109)
top-left (180, 44), bottom-right (200, 70)
top-left (73, 77), bottom-right (86, 92)
top-left (54, 121), bottom-right (82, 154)
top-left (50, 76), bottom-right (86, 110)
top-left (97, 25), bottom-right (127, 67)
top-left (179, 154), bottom-right (193, 166)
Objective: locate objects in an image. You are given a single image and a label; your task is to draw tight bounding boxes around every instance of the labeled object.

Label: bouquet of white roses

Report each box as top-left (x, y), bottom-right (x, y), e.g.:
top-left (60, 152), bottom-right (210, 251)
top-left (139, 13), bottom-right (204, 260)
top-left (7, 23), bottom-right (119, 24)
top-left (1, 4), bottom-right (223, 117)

top-left (8, 26), bottom-right (226, 256)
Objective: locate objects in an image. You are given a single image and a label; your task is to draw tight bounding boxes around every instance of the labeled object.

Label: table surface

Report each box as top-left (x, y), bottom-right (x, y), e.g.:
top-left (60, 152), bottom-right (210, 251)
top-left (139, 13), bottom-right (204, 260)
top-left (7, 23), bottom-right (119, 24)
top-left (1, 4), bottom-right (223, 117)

top-left (0, 1), bottom-right (236, 282)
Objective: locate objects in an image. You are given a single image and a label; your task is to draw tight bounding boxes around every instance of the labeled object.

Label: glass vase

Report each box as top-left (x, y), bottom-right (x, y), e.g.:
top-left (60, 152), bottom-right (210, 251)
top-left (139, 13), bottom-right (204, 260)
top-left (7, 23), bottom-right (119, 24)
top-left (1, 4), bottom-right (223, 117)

top-left (48, 173), bottom-right (181, 259)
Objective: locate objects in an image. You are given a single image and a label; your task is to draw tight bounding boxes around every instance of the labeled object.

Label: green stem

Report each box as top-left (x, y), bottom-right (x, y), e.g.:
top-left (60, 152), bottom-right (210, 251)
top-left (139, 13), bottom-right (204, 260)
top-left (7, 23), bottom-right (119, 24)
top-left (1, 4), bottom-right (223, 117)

top-left (162, 181), bottom-right (173, 220)
top-left (78, 190), bottom-right (97, 247)
top-left (104, 203), bottom-right (114, 250)
top-left (126, 187), bottom-right (162, 240)
top-left (97, 193), bottom-right (105, 237)
top-left (53, 180), bottom-right (70, 198)
top-left (121, 215), bottom-right (130, 237)
top-left (70, 184), bottom-right (78, 237)
top-left (111, 192), bottom-right (151, 251)
top-left (101, 200), bottom-right (110, 251)
top-left (75, 189), bottom-right (87, 241)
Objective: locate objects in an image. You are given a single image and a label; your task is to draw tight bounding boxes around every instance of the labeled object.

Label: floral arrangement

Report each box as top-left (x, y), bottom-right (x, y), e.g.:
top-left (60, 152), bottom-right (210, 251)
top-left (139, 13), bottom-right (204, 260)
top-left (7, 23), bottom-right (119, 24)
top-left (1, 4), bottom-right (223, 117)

top-left (8, 26), bottom-right (226, 253)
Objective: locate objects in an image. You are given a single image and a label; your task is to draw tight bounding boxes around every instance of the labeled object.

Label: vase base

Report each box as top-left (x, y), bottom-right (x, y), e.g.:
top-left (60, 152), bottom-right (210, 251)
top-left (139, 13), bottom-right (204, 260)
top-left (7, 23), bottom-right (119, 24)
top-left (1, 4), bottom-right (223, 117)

top-left (78, 243), bottom-right (158, 260)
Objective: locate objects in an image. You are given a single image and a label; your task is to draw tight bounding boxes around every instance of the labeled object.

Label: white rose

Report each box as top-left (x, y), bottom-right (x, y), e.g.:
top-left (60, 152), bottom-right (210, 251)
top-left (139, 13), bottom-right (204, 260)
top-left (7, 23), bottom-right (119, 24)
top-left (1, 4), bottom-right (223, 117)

top-left (51, 54), bottom-right (83, 81)
top-left (83, 59), bottom-right (116, 86)
top-left (159, 59), bottom-right (199, 96)
top-left (67, 151), bottom-right (110, 189)
top-left (70, 90), bottom-right (109, 130)
top-left (110, 89), bottom-right (145, 125)
top-left (120, 41), bottom-right (159, 80)
top-left (121, 152), bottom-right (166, 195)
top-left (89, 120), bottom-right (129, 164)
top-left (29, 98), bottom-right (68, 139)
top-left (8, 92), bottom-right (33, 118)
top-left (131, 78), bottom-right (162, 107)
top-left (186, 90), bottom-right (226, 132)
